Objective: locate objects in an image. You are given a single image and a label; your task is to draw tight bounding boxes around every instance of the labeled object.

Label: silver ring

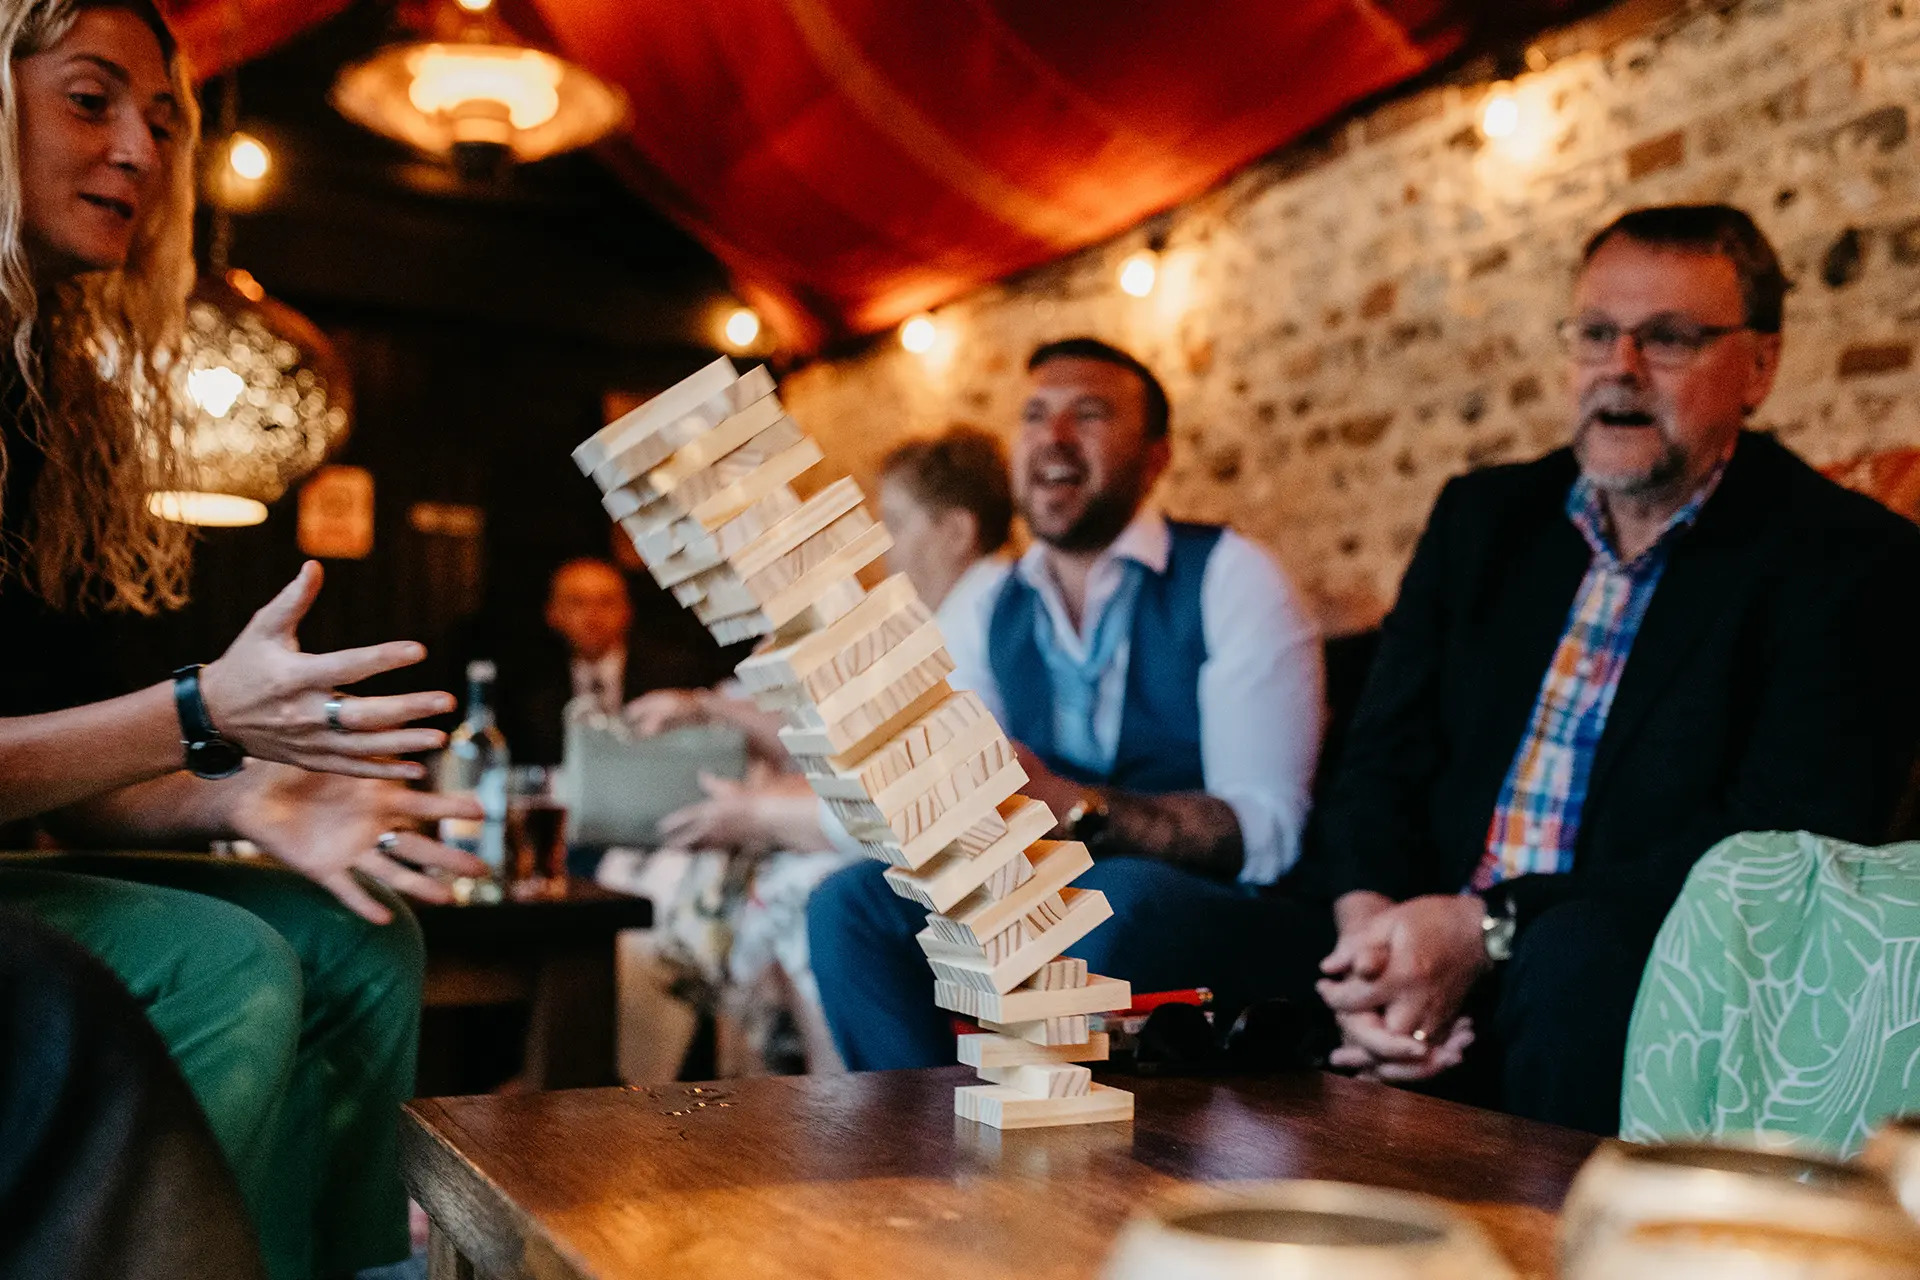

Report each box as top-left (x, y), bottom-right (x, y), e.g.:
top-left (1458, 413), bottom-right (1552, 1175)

top-left (375, 830), bottom-right (401, 856)
top-left (324, 694), bottom-right (348, 734)
top-left (1411, 1027), bottom-right (1430, 1044)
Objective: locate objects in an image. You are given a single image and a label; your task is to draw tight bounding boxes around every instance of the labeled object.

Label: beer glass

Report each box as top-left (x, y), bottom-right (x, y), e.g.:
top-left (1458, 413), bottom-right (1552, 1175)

top-left (506, 765), bottom-right (570, 899)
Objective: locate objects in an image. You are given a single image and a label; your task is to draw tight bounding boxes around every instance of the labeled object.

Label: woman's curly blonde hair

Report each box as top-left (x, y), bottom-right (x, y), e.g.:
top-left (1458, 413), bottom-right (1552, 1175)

top-left (0, 0), bottom-right (198, 614)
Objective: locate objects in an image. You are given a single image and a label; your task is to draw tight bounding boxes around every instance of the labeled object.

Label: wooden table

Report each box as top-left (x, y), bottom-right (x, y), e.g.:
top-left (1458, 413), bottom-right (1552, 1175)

top-left (403, 1068), bottom-right (1599, 1279)
top-left (415, 882), bottom-right (651, 1091)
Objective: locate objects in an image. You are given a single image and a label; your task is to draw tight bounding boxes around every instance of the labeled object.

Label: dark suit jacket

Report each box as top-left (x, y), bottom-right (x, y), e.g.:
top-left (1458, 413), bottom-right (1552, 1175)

top-left (1310, 431), bottom-right (1920, 940)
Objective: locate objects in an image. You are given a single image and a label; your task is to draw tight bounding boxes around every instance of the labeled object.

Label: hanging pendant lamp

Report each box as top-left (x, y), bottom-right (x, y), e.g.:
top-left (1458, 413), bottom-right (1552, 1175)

top-left (330, 0), bottom-right (626, 181)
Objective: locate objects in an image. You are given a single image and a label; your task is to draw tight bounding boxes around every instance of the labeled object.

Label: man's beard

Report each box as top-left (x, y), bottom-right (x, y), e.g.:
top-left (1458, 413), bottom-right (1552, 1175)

top-left (1031, 485), bottom-right (1140, 554)
top-left (1572, 383), bottom-right (1688, 497)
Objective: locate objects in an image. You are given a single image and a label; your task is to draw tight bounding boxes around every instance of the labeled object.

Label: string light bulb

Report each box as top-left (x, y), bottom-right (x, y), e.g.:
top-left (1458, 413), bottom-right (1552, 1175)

top-left (900, 314), bottom-right (937, 354)
top-left (227, 132), bottom-right (270, 181)
top-left (1118, 249), bottom-right (1158, 298)
top-left (723, 307), bottom-right (761, 350)
top-left (1480, 87), bottom-right (1520, 140)
top-left (455, 0), bottom-right (493, 11)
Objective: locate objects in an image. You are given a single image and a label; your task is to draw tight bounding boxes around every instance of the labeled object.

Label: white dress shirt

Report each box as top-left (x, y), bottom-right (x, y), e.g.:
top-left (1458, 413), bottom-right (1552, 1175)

top-left (571, 648), bottom-right (627, 717)
top-left (941, 511), bottom-right (1323, 886)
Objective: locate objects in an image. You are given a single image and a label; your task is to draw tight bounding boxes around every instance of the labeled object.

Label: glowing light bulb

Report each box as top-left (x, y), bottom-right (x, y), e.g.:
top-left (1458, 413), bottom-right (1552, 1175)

top-left (407, 47), bottom-right (563, 130)
top-left (227, 133), bottom-right (270, 181)
top-left (724, 307), bottom-right (761, 349)
top-left (186, 365), bottom-right (246, 418)
top-left (455, 0), bottom-right (493, 10)
top-left (149, 491), bottom-right (269, 527)
top-left (1118, 249), bottom-right (1158, 298)
top-left (900, 314), bottom-right (937, 354)
top-left (1481, 89), bottom-right (1520, 141)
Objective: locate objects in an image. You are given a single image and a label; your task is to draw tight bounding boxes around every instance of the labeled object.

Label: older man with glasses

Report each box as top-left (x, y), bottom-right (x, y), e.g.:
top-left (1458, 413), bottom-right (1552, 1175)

top-left (1303, 203), bottom-right (1920, 1133)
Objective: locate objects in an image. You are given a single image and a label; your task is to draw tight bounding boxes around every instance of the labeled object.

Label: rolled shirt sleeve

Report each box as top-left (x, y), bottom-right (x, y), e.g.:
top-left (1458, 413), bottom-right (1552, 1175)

top-left (1199, 532), bottom-right (1325, 886)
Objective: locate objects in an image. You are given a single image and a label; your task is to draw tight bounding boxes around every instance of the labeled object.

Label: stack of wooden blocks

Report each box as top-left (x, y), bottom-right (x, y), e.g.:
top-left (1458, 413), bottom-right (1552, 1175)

top-left (573, 357), bottom-right (1134, 1130)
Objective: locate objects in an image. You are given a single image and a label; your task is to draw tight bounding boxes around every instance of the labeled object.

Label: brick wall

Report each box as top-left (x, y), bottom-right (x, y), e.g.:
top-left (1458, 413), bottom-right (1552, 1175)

top-left (780, 0), bottom-right (1920, 633)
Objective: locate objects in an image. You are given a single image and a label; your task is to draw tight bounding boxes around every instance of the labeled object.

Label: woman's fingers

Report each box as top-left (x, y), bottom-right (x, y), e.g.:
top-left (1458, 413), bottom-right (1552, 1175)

top-left (293, 754), bottom-right (428, 782)
top-left (359, 850), bottom-right (454, 904)
top-left (1335, 1010), bottom-right (1430, 1062)
top-left (393, 787), bottom-right (483, 825)
top-left (386, 829), bottom-right (486, 878)
top-left (326, 691), bottom-right (456, 731)
top-left (305, 641), bottom-right (429, 689)
top-left (323, 728), bottom-right (448, 759)
top-left (320, 868), bottom-right (392, 925)
top-left (243, 562), bottom-right (324, 643)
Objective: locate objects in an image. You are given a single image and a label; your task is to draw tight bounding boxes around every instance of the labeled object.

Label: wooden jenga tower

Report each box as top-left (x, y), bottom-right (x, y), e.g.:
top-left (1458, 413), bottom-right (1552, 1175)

top-left (573, 358), bottom-right (1133, 1130)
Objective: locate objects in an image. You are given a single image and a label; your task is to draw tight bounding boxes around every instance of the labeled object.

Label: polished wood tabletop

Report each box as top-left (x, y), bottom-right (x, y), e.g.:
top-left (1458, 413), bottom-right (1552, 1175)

top-left (403, 1067), bottom-right (1599, 1279)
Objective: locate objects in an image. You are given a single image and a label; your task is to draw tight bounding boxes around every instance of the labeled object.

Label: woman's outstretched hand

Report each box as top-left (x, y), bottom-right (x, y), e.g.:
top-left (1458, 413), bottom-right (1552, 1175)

top-left (198, 562), bottom-right (455, 781)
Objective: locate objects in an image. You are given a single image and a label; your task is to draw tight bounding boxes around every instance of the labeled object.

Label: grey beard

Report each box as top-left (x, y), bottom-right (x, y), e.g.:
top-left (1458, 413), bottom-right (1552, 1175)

top-left (1573, 422), bottom-right (1689, 498)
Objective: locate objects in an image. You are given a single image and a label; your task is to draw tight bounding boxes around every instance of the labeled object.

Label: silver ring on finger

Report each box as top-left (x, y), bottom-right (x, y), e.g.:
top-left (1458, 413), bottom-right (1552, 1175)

top-left (375, 830), bottom-right (401, 857)
top-left (1411, 1027), bottom-right (1430, 1044)
top-left (325, 693), bottom-right (349, 734)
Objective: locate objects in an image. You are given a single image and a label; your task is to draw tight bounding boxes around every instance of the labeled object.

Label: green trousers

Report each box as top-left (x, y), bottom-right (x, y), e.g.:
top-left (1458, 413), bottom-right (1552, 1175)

top-left (0, 852), bottom-right (422, 1280)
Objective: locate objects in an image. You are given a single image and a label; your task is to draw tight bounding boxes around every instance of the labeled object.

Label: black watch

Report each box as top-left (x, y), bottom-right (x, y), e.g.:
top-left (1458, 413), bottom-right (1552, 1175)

top-left (173, 664), bottom-right (246, 780)
top-left (1063, 789), bottom-right (1111, 849)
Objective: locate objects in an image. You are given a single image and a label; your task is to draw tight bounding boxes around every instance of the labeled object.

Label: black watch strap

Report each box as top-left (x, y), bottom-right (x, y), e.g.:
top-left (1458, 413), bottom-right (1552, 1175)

top-left (173, 664), bottom-right (245, 779)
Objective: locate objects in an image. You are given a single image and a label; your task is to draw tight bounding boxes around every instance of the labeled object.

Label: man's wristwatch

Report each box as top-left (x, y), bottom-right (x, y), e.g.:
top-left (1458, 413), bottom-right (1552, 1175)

top-left (172, 664), bottom-right (246, 780)
top-left (1479, 890), bottom-right (1518, 964)
top-left (1063, 789), bottom-right (1111, 849)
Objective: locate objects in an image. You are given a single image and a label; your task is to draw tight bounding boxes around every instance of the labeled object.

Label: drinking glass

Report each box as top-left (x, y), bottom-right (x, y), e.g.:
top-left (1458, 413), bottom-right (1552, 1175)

top-left (506, 765), bottom-right (570, 900)
top-left (1102, 1180), bottom-right (1516, 1279)
top-left (1560, 1139), bottom-right (1920, 1278)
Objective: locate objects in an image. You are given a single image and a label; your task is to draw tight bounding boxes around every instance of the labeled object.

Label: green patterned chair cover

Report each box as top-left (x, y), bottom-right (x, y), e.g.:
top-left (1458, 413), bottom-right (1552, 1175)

top-left (1620, 830), bottom-right (1920, 1157)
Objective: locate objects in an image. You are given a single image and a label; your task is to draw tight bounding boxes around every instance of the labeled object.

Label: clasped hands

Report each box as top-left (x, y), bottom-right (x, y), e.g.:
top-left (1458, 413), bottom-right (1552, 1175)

top-left (1316, 890), bottom-right (1489, 1083)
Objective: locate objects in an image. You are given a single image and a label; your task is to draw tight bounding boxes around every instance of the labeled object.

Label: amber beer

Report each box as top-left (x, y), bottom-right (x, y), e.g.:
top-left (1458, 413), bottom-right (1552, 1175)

top-left (506, 766), bottom-right (569, 898)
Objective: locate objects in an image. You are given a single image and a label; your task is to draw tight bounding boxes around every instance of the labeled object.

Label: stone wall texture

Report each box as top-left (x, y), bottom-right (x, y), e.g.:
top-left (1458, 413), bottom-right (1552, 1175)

top-left (780, 0), bottom-right (1920, 633)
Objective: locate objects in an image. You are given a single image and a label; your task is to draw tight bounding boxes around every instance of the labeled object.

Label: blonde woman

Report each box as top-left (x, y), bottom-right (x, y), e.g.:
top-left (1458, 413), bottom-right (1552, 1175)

top-left (0, 3), bottom-right (487, 1276)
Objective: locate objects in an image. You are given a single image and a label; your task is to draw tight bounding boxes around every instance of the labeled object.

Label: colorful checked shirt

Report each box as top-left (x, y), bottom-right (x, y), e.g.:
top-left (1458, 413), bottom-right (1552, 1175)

top-left (1472, 457), bottom-right (1729, 890)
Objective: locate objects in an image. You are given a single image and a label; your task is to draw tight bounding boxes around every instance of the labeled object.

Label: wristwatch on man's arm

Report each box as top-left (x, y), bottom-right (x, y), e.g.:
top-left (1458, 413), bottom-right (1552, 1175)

top-left (173, 664), bottom-right (246, 780)
top-left (1063, 788), bottom-right (1111, 852)
top-left (1477, 884), bottom-right (1519, 963)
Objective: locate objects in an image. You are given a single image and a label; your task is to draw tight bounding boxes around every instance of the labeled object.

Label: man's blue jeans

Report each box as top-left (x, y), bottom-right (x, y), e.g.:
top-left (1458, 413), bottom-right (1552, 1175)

top-left (807, 854), bottom-right (1332, 1070)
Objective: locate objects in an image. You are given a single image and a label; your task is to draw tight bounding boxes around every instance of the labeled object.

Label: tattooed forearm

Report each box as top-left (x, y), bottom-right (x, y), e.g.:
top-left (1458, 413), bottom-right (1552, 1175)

top-left (1095, 790), bottom-right (1244, 880)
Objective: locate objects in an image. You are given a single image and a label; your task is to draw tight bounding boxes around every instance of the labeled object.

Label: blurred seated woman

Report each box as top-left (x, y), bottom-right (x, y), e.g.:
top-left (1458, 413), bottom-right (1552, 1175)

top-left (0, 3), bottom-right (483, 1276)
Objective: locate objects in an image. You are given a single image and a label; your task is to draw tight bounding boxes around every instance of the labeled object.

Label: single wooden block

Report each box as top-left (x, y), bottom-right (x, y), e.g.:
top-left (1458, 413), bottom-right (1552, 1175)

top-left (826, 733), bottom-right (1019, 848)
top-left (684, 438), bottom-right (824, 531)
top-left (919, 889), bottom-right (1112, 995)
top-left (621, 484), bottom-right (800, 568)
top-left (727, 478), bottom-right (865, 580)
top-left (735, 574), bottom-right (927, 702)
top-left (844, 755), bottom-right (1027, 871)
top-left (925, 840), bottom-right (1091, 948)
top-left (572, 356), bottom-right (741, 476)
top-left (699, 523), bottom-right (892, 636)
top-left (780, 658), bottom-right (957, 765)
top-left (980, 1014), bottom-right (1091, 1046)
top-left (1025, 957), bottom-right (1090, 990)
top-left (628, 394), bottom-right (789, 502)
top-left (691, 502), bottom-right (874, 622)
top-left (585, 365), bottom-right (778, 489)
top-left (953, 1082), bottom-right (1133, 1131)
top-left (933, 973), bottom-right (1129, 1024)
top-left (883, 798), bottom-right (1053, 914)
top-left (975, 1064), bottom-right (1093, 1098)
top-left (797, 691), bottom-right (990, 802)
top-left (638, 415), bottom-right (805, 519)
top-left (957, 1031), bottom-right (1109, 1069)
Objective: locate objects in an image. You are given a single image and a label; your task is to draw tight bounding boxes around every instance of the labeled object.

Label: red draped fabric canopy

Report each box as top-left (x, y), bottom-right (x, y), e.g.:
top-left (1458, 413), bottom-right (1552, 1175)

top-left (166, 0), bottom-right (1578, 350)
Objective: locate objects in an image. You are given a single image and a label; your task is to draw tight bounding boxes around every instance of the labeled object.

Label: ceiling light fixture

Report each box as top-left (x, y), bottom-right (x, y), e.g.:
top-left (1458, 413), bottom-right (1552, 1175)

top-left (332, 2), bottom-right (626, 182)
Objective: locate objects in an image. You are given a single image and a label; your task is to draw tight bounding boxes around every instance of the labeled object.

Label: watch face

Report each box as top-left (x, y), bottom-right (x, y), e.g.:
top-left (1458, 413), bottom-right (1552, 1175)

top-left (187, 739), bottom-right (246, 780)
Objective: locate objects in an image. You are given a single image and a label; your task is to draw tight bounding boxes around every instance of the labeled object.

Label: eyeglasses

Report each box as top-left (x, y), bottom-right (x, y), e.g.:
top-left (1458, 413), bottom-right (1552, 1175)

top-left (1555, 315), bottom-right (1750, 368)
